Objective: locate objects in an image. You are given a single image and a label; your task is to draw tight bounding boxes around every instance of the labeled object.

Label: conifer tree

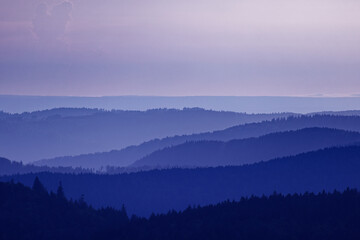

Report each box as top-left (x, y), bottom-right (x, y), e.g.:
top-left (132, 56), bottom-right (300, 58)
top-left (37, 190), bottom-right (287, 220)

top-left (32, 176), bottom-right (48, 195)
top-left (57, 181), bottom-right (65, 199)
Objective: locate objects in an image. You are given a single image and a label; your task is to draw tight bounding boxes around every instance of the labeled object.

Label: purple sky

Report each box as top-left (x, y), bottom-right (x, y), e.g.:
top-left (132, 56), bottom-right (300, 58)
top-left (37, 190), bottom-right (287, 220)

top-left (0, 0), bottom-right (360, 97)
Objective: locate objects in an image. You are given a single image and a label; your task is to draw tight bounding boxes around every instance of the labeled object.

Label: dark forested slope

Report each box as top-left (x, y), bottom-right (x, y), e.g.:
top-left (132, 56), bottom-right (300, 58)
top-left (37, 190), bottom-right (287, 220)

top-left (0, 180), bottom-right (128, 240)
top-left (1, 180), bottom-right (360, 240)
top-left (5, 146), bottom-right (360, 216)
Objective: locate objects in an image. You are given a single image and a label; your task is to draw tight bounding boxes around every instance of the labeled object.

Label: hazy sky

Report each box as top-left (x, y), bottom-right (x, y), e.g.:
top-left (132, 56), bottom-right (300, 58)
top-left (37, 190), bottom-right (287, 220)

top-left (0, 0), bottom-right (360, 96)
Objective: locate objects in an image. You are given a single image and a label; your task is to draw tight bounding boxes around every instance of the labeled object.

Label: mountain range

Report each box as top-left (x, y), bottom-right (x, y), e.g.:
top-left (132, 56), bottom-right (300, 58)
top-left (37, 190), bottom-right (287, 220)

top-left (131, 128), bottom-right (360, 167)
top-left (0, 108), bottom-right (293, 163)
top-left (35, 115), bottom-right (360, 169)
top-left (5, 145), bottom-right (360, 216)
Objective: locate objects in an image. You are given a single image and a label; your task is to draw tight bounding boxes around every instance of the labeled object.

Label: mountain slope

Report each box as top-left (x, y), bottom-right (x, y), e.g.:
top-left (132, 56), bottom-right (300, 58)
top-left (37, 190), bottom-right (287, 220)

top-left (2, 180), bottom-right (360, 240)
top-left (6, 145), bottom-right (360, 216)
top-left (131, 128), bottom-right (360, 167)
top-left (0, 108), bottom-right (292, 163)
top-left (0, 180), bottom-right (128, 240)
top-left (36, 115), bottom-right (360, 169)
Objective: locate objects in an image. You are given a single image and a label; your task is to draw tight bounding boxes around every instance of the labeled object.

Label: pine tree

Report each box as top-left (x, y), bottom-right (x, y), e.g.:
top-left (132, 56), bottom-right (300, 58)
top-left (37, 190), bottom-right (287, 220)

top-left (121, 204), bottom-right (128, 219)
top-left (57, 181), bottom-right (65, 199)
top-left (32, 177), bottom-right (48, 195)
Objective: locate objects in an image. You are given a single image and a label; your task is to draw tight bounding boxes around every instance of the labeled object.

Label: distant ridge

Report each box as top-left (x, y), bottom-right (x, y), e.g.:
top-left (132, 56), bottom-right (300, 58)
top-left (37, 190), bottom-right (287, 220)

top-left (309, 110), bottom-right (360, 116)
top-left (0, 107), bottom-right (293, 163)
top-left (36, 115), bottom-right (360, 169)
top-left (131, 128), bottom-right (360, 167)
top-left (1, 95), bottom-right (360, 113)
top-left (0, 157), bottom-right (90, 175)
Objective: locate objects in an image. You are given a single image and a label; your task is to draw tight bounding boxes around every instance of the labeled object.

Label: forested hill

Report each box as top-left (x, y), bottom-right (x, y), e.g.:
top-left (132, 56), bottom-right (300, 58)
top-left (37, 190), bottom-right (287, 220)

top-left (132, 127), bottom-right (360, 167)
top-left (5, 145), bottom-right (360, 216)
top-left (0, 108), bottom-right (103, 120)
top-left (0, 180), bottom-right (129, 240)
top-left (133, 189), bottom-right (360, 240)
top-left (0, 157), bottom-right (90, 176)
top-left (37, 115), bottom-right (360, 169)
top-left (1, 180), bottom-right (360, 240)
top-left (0, 108), bottom-right (293, 163)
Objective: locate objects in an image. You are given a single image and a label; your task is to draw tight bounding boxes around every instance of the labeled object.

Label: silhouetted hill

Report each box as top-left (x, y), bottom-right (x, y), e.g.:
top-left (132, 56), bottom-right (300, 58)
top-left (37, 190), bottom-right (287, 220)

top-left (132, 128), bottom-right (360, 167)
top-left (130, 189), bottom-right (360, 240)
top-left (36, 115), bottom-right (360, 169)
top-left (2, 180), bottom-right (360, 240)
top-left (0, 157), bottom-right (90, 175)
top-left (0, 108), bottom-right (292, 163)
top-left (5, 145), bottom-right (360, 216)
top-left (0, 180), bottom-right (128, 240)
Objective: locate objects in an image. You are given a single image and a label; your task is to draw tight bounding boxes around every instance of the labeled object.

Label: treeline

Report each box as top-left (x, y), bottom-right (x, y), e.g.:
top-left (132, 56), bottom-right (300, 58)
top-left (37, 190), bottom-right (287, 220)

top-left (0, 157), bottom-right (92, 176)
top-left (0, 179), bottom-right (128, 240)
top-left (1, 180), bottom-right (360, 240)
top-left (131, 189), bottom-right (360, 240)
top-left (0, 156), bottom-right (160, 176)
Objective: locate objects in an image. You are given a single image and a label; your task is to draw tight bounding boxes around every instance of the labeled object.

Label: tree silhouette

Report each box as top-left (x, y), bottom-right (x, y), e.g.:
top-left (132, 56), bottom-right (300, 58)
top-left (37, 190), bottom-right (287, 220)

top-left (32, 176), bottom-right (48, 195)
top-left (57, 181), bottom-right (65, 199)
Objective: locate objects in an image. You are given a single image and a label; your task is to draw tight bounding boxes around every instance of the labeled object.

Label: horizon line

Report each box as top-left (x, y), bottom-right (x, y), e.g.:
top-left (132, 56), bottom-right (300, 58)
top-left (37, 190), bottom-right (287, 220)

top-left (1, 94), bottom-right (360, 98)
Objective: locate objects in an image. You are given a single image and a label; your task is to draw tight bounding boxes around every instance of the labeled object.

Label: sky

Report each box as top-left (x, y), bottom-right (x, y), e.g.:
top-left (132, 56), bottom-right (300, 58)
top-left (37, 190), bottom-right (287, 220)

top-left (0, 0), bottom-right (360, 97)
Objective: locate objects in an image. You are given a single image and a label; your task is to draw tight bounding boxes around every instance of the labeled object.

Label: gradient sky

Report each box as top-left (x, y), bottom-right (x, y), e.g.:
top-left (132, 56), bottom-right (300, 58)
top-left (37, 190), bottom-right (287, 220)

top-left (0, 0), bottom-right (360, 96)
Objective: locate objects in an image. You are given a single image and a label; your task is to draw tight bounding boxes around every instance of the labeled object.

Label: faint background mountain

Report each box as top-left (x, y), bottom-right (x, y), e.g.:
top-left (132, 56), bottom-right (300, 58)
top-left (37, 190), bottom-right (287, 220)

top-left (0, 108), bottom-right (294, 163)
top-left (0, 108), bottom-right (102, 120)
top-left (35, 115), bottom-right (360, 169)
top-left (309, 110), bottom-right (360, 116)
top-left (2, 95), bottom-right (360, 114)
